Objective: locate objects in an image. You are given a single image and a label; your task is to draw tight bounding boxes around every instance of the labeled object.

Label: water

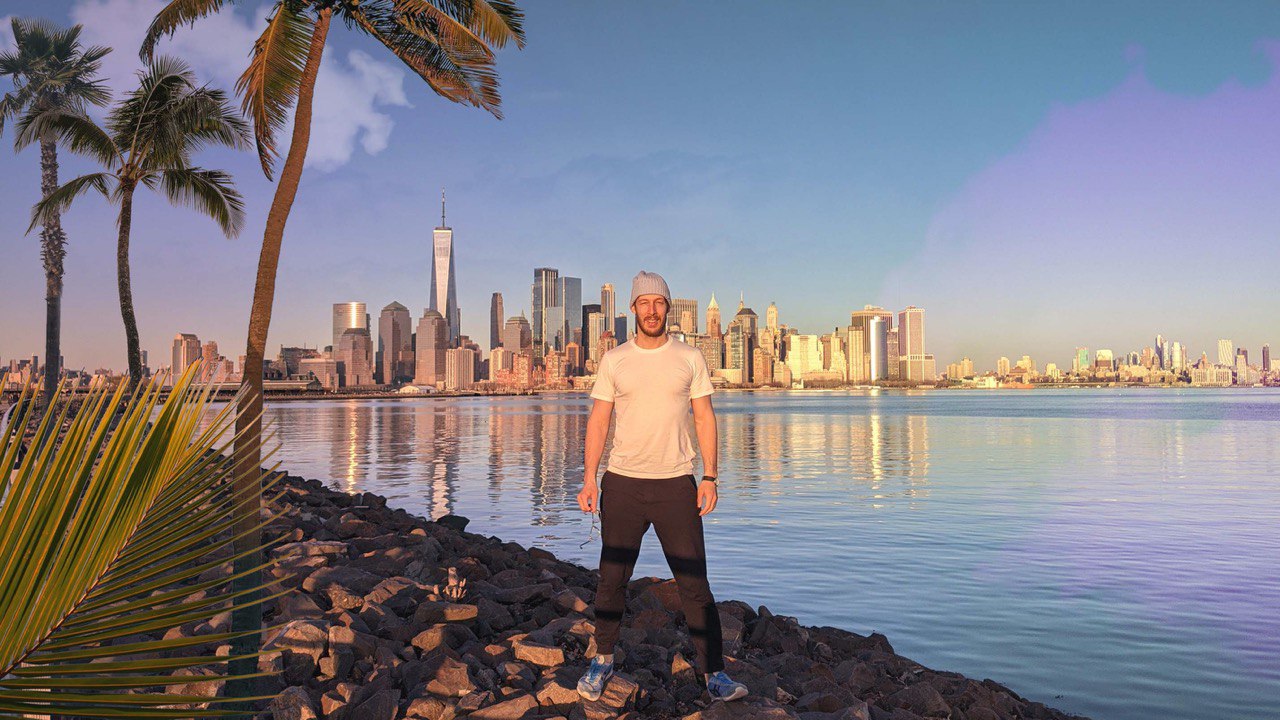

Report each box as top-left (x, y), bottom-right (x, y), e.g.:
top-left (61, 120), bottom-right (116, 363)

top-left (250, 389), bottom-right (1280, 720)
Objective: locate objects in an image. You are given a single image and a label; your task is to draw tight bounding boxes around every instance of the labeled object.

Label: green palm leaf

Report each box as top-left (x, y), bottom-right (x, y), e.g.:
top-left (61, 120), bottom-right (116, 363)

top-left (0, 367), bottom-right (284, 718)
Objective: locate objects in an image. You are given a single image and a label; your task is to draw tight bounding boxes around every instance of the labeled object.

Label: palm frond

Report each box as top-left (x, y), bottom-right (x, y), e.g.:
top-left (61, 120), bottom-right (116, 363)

top-left (415, 0), bottom-right (525, 49)
top-left (349, 3), bottom-right (505, 118)
top-left (28, 172), bottom-right (114, 234)
top-left (14, 109), bottom-right (119, 163)
top-left (0, 367), bottom-right (283, 718)
top-left (235, 1), bottom-right (313, 179)
top-left (159, 167), bottom-right (247, 238)
top-left (141, 0), bottom-right (230, 61)
top-left (0, 17), bottom-right (112, 139)
top-left (164, 86), bottom-right (252, 158)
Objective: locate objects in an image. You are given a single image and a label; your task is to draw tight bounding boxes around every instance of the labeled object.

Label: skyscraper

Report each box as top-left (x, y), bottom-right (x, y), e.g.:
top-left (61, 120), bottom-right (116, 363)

top-left (614, 315), bottom-right (628, 343)
top-left (766, 302), bottom-right (778, 334)
top-left (670, 298), bottom-right (698, 334)
top-left (430, 191), bottom-right (460, 346)
top-left (601, 283), bottom-right (615, 325)
top-left (897, 306), bottom-right (927, 382)
top-left (849, 306), bottom-right (892, 382)
top-left (332, 302), bottom-right (368, 353)
top-left (337, 328), bottom-right (374, 386)
top-left (1263, 343), bottom-right (1271, 373)
top-left (490, 293), bottom-right (504, 350)
top-left (582, 303), bottom-right (601, 358)
top-left (1218, 339), bottom-right (1234, 366)
top-left (414, 309), bottom-right (448, 387)
top-left (532, 267), bottom-right (559, 352)
top-left (502, 314), bottom-right (532, 352)
top-left (706, 294), bottom-right (721, 337)
top-left (587, 311), bottom-right (607, 363)
top-left (378, 302), bottom-right (412, 385)
top-left (558, 276), bottom-right (582, 348)
top-left (171, 333), bottom-right (200, 379)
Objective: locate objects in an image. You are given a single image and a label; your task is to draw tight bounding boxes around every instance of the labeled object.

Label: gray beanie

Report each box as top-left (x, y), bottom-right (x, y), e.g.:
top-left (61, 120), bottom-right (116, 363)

top-left (630, 270), bottom-right (671, 306)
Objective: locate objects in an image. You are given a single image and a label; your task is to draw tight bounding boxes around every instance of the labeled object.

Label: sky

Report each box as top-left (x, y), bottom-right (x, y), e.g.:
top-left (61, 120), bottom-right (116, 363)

top-left (3, 1), bottom-right (1280, 372)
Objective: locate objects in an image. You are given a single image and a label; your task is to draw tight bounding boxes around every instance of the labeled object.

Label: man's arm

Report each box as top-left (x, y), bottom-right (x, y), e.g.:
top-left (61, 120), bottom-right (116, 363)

top-left (692, 395), bottom-right (719, 515)
top-left (578, 398), bottom-right (613, 512)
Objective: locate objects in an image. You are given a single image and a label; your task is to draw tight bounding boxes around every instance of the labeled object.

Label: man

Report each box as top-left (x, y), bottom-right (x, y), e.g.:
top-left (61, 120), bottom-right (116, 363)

top-left (576, 271), bottom-right (748, 702)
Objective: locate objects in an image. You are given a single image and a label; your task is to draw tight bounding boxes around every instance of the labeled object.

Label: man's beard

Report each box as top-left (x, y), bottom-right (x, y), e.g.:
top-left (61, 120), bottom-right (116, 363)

top-left (636, 313), bottom-right (667, 338)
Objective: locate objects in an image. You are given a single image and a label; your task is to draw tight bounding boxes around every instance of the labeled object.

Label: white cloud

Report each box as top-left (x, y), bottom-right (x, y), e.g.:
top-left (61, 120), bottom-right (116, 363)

top-left (308, 49), bottom-right (410, 169)
top-left (70, 0), bottom-right (408, 170)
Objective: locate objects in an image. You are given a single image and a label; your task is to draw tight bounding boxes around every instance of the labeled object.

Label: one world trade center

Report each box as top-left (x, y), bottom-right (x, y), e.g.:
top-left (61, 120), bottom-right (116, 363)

top-left (430, 190), bottom-right (460, 346)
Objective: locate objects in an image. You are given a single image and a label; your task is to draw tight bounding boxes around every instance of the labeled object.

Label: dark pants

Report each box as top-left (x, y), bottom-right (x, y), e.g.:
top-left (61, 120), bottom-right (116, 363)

top-left (593, 470), bottom-right (724, 674)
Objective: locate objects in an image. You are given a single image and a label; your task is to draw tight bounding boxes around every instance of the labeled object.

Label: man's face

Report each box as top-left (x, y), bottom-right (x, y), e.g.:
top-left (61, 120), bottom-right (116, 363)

top-left (632, 295), bottom-right (669, 338)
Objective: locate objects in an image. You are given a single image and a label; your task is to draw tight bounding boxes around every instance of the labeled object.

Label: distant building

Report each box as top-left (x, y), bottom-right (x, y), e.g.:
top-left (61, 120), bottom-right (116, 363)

top-left (1218, 339), bottom-right (1234, 367)
top-left (378, 302), bottom-right (412, 385)
top-left (531, 267), bottom-right (559, 354)
top-left (694, 334), bottom-right (724, 371)
top-left (337, 328), bottom-right (374, 386)
top-left (300, 357), bottom-right (340, 391)
top-left (332, 302), bottom-right (367, 353)
top-left (582, 303), bottom-right (601, 359)
top-left (490, 293), bottom-right (504, 351)
top-left (279, 346), bottom-right (320, 376)
top-left (1263, 344), bottom-right (1271, 373)
top-left (786, 335), bottom-right (821, 379)
top-left (601, 283), bottom-right (616, 325)
top-left (445, 347), bottom-right (475, 390)
top-left (670, 298), bottom-right (698, 335)
top-left (614, 315), bottom-right (628, 343)
top-left (849, 306), bottom-right (892, 382)
top-left (706, 293), bottom-right (722, 338)
top-left (415, 309), bottom-right (448, 387)
top-left (171, 333), bottom-right (201, 381)
top-left (997, 356), bottom-right (1011, 377)
top-left (897, 306), bottom-right (928, 382)
top-left (431, 192), bottom-right (460, 345)
top-left (503, 314), bottom-right (533, 352)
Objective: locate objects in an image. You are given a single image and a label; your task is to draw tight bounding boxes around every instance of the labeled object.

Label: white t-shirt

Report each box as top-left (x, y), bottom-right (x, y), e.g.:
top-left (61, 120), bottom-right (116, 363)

top-left (590, 336), bottom-right (714, 478)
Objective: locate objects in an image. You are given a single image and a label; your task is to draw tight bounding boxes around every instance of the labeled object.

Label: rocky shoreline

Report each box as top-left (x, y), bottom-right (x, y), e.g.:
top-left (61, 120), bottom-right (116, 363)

top-left (186, 473), bottom-right (1090, 720)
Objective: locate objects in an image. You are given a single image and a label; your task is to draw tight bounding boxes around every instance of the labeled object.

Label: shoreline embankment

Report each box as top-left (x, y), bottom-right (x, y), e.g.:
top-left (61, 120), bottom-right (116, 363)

top-left (200, 472), bottom-right (1093, 720)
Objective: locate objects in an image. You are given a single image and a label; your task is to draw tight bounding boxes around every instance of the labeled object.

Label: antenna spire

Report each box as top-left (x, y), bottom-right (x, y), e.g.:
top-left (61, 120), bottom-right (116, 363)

top-left (440, 188), bottom-right (446, 227)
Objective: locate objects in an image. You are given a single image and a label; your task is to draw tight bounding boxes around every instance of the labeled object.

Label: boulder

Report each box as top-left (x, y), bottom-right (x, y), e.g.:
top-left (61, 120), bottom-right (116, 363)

top-left (436, 514), bottom-right (470, 531)
top-left (267, 685), bottom-right (317, 720)
top-left (425, 655), bottom-right (476, 697)
top-left (513, 638), bottom-right (565, 667)
top-left (468, 692), bottom-right (538, 719)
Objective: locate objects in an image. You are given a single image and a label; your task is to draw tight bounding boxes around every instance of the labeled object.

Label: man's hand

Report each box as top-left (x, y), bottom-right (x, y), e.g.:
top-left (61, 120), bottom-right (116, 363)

top-left (697, 480), bottom-right (718, 516)
top-left (578, 479), bottom-right (600, 514)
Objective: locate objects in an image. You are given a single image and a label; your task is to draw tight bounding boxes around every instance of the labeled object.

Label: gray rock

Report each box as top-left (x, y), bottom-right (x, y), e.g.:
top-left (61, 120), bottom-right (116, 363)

top-left (436, 514), bottom-right (470, 531)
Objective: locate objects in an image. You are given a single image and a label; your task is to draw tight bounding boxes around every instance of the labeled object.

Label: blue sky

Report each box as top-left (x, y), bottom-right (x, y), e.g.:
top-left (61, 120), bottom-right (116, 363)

top-left (3, 1), bottom-right (1280, 371)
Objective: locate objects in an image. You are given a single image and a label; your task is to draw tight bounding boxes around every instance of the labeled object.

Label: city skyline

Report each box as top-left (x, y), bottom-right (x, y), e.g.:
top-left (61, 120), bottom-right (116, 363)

top-left (5, 2), bottom-right (1280, 371)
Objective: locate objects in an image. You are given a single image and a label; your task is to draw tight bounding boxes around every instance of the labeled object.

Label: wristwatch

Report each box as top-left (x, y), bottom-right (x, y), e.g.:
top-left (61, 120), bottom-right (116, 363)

top-left (701, 475), bottom-right (717, 484)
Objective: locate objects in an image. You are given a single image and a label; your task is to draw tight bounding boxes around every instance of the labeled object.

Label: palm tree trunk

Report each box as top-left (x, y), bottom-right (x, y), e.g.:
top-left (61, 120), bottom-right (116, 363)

top-left (39, 136), bottom-right (66, 407)
top-left (115, 183), bottom-right (143, 388)
top-left (227, 7), bottom-right (332, 701)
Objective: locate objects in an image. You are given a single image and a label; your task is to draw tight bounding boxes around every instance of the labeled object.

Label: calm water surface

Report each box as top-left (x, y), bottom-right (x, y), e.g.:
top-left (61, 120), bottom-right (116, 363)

top-left (254, 389), bottom-right (1280, 720)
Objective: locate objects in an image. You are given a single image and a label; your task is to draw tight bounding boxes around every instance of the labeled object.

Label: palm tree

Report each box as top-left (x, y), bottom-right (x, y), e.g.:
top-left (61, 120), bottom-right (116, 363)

top-left (30, 56), bottom-right (250, 387)
top-left (141, 0), bottom-right (525, 691)
top-left (0, 367), bottom-right (281, 717)
top-left (0, 18), bottom-right (111, 407)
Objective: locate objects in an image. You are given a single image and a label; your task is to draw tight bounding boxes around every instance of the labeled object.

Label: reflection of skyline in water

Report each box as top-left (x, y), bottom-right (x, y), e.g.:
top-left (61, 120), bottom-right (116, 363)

top-left (233, 390), bottom-right (1280, 720)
